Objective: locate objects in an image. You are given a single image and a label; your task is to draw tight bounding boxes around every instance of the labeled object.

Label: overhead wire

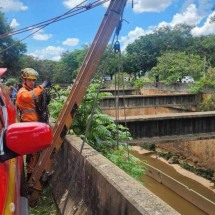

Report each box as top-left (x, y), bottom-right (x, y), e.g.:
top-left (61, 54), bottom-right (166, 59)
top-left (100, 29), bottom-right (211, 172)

top-left (0, 0), bottom-right (110, 39)
top-left (0, 0), bottom-right (110, 54)
top-left (61, 2), bottom-right (129, 212)
top-left (61, 26), bottom-right (118, 215)
top-left (0, 0), bottom-right (87, 39)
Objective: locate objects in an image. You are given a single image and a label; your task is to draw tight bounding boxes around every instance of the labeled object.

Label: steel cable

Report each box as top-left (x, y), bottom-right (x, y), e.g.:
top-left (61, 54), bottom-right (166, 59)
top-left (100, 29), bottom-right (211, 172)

top-left (0, 0), bottom-right (110, 54)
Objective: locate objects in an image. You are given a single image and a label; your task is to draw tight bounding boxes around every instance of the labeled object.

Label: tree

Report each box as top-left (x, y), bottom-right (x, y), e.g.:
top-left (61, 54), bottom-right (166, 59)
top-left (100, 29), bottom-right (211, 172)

top-left (190, 35), bottom-right (215, 68)
top-left (125, 24), bottom-right (194, 76)
top-left (19, 55), bottom-right (58, 82)
top-left (0, 11), bottom-right (26, 76)
top-left (149, 51), bottom-right (204, 84)
top-left (53, 47), bottom-right (88, 83)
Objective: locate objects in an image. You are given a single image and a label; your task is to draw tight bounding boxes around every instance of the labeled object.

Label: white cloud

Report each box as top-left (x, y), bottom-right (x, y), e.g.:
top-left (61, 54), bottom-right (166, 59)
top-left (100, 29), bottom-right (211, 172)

top-left (0, 0), bottom-right (28, 11)
top-left (130, 0), bottom-right (172, 13)
top-left (29, 46), bottom-right (65, 61)
top-left (120, 2), bottom-right (211, 51)
top-left (155, 3), bottom-right (215, 36)
top-left (171, 4), bottom-right (202, 26)
top-left (120, 27), bottom-right (149, 51)
top-left (63, 0), bottom-right (83, 9)
top-left (182, 0), bottom-right (213, 17)
top-left (191, 11), bottom-right (215, 36)
top-left (149, 3), bottom-right (207, 31)
top-left (32, 30), bottom-right (53, 41)
top-left (62, 38), bottom-right (79, 46)
top-left (10, 18), bottom-right (19, 28)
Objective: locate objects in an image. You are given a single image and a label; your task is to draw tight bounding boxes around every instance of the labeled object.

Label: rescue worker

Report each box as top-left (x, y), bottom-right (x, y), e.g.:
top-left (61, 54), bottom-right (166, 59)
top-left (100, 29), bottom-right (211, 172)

top-left (16, 68), bottom-right (51, 180)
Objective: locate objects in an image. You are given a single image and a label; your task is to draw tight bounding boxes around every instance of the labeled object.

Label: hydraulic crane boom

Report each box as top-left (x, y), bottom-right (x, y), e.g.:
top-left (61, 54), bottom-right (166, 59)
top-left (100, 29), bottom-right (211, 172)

top-left (28, 0), bottom-right (127, 203)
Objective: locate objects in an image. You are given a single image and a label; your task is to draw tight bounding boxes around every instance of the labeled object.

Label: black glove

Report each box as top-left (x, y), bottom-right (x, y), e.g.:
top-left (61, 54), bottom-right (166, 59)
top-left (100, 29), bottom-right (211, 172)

top-left (41, 80), bottom-right (51, 88)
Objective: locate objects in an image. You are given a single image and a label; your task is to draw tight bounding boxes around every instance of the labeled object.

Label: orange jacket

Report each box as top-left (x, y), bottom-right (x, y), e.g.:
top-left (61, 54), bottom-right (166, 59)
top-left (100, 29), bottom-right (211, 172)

top-left (16, 84), bottom-right (44, 122)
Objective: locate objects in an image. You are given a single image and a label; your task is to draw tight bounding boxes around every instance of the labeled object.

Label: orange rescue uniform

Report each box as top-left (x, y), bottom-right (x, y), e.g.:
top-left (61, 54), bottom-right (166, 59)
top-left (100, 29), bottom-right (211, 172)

top-left (16, 84), bottom-right (44, 122)
top-left (16, 84), bottom-right (45, 175)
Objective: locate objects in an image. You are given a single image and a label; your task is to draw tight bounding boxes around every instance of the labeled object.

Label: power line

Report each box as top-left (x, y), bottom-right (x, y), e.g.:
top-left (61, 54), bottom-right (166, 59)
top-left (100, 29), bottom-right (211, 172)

top-left (0, 0), bottom-right (87, 39)
top-left (0, 0), bottom-right (110, 54)
top-left (0, 0), bottom-right (109, 39)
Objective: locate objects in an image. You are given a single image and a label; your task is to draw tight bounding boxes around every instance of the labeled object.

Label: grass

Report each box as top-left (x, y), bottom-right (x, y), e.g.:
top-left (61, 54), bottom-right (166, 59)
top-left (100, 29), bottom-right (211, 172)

top-left (30, 186), bottom-right (58, 215)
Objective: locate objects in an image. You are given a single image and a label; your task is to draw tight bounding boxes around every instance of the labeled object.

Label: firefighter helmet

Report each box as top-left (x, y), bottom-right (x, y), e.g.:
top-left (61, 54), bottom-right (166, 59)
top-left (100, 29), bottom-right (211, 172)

top-left (21, 68), bottom-right (39, 80)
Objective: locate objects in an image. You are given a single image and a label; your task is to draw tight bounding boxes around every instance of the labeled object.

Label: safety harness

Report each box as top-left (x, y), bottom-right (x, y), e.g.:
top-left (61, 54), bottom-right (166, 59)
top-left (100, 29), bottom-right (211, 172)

top-left (34, 88), bottom-right (51, 123)
top-left (17, 86), bottom-right (51, 123)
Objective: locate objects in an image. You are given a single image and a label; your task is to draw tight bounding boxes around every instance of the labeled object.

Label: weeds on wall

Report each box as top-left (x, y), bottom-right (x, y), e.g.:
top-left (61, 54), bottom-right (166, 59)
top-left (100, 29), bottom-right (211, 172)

top-left (199, 94), bottom-right (215, 111)
top-left (180, 162), bottom-right (214, 181)
top-left (106, 146), bottom-right (147, 180)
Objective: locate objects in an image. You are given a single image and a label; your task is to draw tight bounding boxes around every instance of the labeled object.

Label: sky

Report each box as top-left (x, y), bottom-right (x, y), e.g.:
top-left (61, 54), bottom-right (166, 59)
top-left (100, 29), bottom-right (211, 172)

top-left (0, 0), bottom-right (215, 61)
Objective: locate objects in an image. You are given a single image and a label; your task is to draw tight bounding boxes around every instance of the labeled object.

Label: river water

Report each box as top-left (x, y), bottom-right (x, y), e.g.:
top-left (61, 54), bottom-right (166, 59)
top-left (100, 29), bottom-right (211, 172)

top-left (132, 149), bottom-right (215, 215)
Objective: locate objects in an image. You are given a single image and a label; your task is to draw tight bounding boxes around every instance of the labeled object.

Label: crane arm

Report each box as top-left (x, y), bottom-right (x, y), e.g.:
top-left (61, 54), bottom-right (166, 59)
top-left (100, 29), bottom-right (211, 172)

top-left (28, 0), bottom-right (128, 203)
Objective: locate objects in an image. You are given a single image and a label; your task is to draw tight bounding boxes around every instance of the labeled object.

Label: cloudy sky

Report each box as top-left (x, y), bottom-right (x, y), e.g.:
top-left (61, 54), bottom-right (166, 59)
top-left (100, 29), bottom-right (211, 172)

top-left (0, 0), bottom-right (214, 61)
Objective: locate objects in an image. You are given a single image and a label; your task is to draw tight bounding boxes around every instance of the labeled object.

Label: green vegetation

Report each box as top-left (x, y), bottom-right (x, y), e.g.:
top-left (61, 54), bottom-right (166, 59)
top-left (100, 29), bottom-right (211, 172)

top-left (106, 146), bottom-right (147, 180)
top-left (133, 76), bottom-right (152, 89)
top-left (49, 81), bottom-right (146, 180)
top-left (199, 95), bottom-right (215, 111)
top-left (190, 67), bottom-right (215, 93)
top-left (157, 151), bottom-right (173, 160)
top-left (1, 10), bottom-right (215, 87)
top-left (157, 152), bottom-right (214, 181)
top-left (141, 143), bottom-right (156, 151)
top-left (149, 51), bottom-right (204, 84)
top-left (0, 12), bottom-right (26, 77)
top-left (180, 162), bottom-right (214, 181)
top-left (30, 186), bottom-right (58, 215)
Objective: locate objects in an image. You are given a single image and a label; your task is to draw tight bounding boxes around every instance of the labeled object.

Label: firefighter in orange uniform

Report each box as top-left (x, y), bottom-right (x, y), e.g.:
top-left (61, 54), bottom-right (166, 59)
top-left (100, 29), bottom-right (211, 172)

top-left (16, 68), bottom-right (51, 180)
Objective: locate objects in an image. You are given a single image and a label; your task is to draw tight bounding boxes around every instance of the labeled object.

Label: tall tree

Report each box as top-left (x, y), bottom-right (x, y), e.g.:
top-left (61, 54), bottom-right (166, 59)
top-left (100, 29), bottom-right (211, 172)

top-left (0, 11), bottom-right (26, 76)
top-left (53, 47), bottom-right (88, 83)
top-left (149, 51), bottom-right (204, 84)
top-left (190, 35), bottom-right (215, 67)
top-left (125, 24), bottom-right (194, 76)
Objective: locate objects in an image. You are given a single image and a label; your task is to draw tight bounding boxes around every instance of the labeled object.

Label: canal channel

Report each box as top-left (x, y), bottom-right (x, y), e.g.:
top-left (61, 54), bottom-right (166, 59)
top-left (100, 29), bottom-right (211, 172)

top-left (131, 147), bottom-right (215, 215)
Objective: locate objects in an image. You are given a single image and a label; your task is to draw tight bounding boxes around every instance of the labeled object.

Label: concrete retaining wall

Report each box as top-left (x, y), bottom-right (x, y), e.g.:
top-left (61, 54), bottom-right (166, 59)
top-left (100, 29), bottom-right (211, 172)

top-left (146, 164), bottom-right (215, 215)
top-left (103, 106), bottom-right (186, 117)
top-left (118, 112), bottom-right (215, 138)
top-left (100, 88), bottom-right (140, 95)
top-left (100, 94), bottom-right (199, 108)
top-left (50, 134), bottom-right (179, 215)
top-left (140, 83), bottom-right (192, 94)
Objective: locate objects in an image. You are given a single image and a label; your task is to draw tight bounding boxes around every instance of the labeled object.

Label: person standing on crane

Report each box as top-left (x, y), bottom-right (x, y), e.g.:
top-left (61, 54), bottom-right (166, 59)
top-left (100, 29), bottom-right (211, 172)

top-left (16, 68), bottom-right (51, 180)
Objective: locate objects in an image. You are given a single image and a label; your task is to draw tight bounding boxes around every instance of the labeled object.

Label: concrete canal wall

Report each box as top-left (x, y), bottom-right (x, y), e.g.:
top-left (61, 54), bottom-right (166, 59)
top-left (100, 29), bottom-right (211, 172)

top-left (146, 164), bottom-right (215, 214)
top-left (50, 134), bottom-right (179, 215)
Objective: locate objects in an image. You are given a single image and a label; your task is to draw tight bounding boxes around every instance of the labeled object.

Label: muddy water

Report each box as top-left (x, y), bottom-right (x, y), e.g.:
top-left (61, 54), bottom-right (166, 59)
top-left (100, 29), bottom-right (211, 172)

top-left (132, 150), bottom-right (215, 215)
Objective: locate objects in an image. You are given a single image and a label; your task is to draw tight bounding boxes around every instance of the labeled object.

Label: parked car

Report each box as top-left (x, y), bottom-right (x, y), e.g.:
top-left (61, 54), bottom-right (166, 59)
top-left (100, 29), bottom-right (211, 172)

top-left (180, 76), bottom-right (195, 83)
top-left (0, 68), bottom-right (52, 215)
